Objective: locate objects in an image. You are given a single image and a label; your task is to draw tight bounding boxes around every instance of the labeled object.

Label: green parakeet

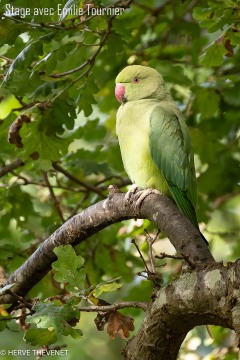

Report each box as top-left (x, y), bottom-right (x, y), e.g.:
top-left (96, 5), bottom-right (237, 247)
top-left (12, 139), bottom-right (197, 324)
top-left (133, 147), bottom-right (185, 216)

top-left (115, 65), bottom-right (207, 243)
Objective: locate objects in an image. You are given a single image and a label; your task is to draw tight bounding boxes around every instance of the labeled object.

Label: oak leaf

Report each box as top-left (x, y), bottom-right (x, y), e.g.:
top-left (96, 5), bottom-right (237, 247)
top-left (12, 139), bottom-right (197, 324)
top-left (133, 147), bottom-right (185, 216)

top-left (107, 311), bottom-right (134, 339)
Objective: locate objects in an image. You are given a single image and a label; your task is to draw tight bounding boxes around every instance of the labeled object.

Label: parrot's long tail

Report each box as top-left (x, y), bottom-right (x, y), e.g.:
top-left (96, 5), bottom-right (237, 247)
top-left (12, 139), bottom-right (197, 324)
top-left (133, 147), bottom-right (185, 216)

top-left (200, 232), bottom-right (208, 246)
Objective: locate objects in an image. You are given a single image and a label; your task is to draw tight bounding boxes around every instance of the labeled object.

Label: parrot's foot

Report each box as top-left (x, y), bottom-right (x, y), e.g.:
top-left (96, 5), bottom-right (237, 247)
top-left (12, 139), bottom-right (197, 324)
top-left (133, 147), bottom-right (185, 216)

top-left (124, 184), bottom-right (139, 204)
top-left (135, 189), bottom-right (161, 214)
top-left (125, 186), bottom-right (161, 216)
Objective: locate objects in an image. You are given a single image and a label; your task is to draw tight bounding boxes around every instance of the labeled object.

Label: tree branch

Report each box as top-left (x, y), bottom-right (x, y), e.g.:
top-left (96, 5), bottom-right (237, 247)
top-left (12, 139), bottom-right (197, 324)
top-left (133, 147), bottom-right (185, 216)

top-left (52, 162), bottom-right (105, 198)
top-left (42, 171), bottom-right (65, 223)
top-left (123, 262), bottom-right (240, 360)
top-left (0, 191), bottom-right (213, 304)
top-left (0, 159), bottom-right (25, 178)
top-left (77, 301), bottom-right (148, 312)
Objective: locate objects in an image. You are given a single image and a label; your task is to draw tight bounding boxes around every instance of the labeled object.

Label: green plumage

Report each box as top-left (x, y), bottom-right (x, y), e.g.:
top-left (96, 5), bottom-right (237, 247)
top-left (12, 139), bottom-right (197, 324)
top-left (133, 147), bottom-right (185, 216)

top-left (115, 65), bottom-right (201, 233)
top-left (149, 107), bottom-right (198, 229)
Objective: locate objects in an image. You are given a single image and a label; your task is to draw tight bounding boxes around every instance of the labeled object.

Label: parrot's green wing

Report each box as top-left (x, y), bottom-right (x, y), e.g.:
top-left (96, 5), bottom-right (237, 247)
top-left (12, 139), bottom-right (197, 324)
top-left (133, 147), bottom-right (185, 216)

top-left (149, 105), bottom-right (199, 229)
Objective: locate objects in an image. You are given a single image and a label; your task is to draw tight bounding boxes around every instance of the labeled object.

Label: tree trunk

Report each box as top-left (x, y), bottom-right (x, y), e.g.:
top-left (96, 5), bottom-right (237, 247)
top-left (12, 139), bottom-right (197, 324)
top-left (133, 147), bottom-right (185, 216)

top-left (123, 262), bottom-right (240, 359)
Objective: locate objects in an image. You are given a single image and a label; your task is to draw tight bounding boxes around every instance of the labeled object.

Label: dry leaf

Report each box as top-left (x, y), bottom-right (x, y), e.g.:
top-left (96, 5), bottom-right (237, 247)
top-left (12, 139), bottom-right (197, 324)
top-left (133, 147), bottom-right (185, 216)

top-left (94, 312), bottom-right (108, 331)
top-left (8, 114), bottom-right (31, 148)
top-left (94, 310), bottom-right (135, 339)
top-left (107, 311), bottom-right (134, 339)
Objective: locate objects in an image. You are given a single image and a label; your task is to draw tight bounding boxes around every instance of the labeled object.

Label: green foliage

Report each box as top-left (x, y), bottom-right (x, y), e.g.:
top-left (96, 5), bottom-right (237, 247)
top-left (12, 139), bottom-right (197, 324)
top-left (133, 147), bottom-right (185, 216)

top-left (52, 245), bottom-right (86, 292)
top-left (92, 279), bottom-right (123, 298)
top-left (25, 301), bottom-right (82, 345)
top-left (24, 328), bottom-right (58, 346)
top-left (0, 0), bottom-right (239, 359)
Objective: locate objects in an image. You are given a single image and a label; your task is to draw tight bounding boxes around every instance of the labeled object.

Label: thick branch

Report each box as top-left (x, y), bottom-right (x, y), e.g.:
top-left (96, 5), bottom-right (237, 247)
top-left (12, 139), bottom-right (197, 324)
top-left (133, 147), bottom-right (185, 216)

top-left (0, 191), bottom-right (213, 304)
top-left (123, 262), bottom-right (240, 360)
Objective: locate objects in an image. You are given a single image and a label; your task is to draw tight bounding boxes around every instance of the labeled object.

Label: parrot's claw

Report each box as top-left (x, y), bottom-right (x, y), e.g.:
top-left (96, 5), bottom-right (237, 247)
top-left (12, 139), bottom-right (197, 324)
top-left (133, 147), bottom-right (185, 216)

top-left (135, 189), bottom-right (161, 214)
top-left (125, 186), bottom-right (161, 216)
top-left (125, 184), bottom-right (139, 204)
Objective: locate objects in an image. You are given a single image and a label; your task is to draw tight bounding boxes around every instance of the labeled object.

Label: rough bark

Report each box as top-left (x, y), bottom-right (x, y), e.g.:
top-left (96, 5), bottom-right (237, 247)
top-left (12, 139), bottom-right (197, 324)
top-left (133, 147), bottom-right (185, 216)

top-left (0, 190), bottom-right (213, 304)
top-left (123, 261), bottom-right (240, 359)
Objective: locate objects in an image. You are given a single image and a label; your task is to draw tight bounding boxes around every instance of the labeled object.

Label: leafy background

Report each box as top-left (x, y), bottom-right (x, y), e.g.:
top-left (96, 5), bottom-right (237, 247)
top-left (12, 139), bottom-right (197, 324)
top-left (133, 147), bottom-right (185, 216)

top-left (0, 0), bottom-right (239, 359)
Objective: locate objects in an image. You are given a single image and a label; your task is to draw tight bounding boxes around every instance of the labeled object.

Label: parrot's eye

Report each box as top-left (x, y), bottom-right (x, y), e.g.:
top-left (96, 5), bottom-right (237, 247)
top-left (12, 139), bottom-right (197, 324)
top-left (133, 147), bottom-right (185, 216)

top-left (132, 76), bottom-right (140, 84)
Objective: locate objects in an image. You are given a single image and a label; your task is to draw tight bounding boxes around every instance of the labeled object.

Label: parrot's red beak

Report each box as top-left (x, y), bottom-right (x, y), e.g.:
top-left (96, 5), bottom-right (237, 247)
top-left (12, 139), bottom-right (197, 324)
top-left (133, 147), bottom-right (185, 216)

top-left (115, 83), bottom-right (126, 103)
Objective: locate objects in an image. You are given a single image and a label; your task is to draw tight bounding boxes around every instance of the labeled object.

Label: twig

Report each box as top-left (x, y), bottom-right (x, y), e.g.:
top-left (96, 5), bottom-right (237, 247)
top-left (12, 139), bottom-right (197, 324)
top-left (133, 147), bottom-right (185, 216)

top-left (49, 13), bottom-right (115, 81)
top-left (0, 55), bottom-right (13, 64)
top-left (156, 252), bottom-right (182, 260)
top-left (49, 1), bottom-right (126, 80)
top-left (131, 239), bottom-right (150, 273)
top-left (145, 229), bottom-right (160, 274)
top-left (137, 271), bottom-right (149, 280)
top-left (0, 315), bottom-right (23, 321)
top-left (77, 301), bottom-right (148, 312)
top-left (11, 100), bottom-right (41, 113)
top-left (10, 171), bottom-right (82, 192)
top-left (5, 289), bottom-right (32, 309)
top-left (0, 159), bottom-right (25, 178)
top-left (132, 237), bottom-right (163, 287)
top-left (42, 171), bottom-right (65, 223)
top-left (49, 15), bottom-right (115, 101)
top-left (52, 162), bottom-right (104, 198)
top-left (49, 60), bottom-right (89, 78)
top-left (11, 172), bottom-right (42, 186)
top-left (156, 252), bottom-right (195, 269)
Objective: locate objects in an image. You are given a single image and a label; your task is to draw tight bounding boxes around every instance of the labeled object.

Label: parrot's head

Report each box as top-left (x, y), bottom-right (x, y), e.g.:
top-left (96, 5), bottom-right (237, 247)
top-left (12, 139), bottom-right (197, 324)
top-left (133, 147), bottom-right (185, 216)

top-left (115, 65), bottom-right (170, 104)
